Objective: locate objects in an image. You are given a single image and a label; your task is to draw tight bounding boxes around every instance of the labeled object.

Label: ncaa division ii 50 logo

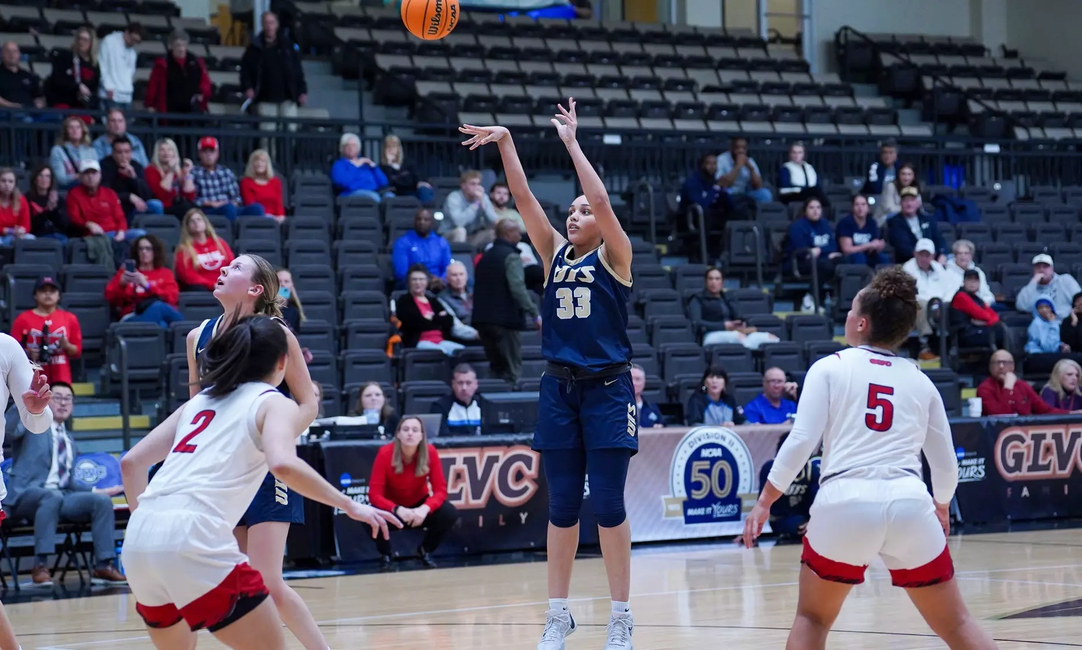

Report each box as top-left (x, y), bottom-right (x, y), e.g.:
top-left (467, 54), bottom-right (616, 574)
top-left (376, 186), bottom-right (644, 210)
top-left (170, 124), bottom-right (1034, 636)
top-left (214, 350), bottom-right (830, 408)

top-left (664, 427), bottom-right (754, 524)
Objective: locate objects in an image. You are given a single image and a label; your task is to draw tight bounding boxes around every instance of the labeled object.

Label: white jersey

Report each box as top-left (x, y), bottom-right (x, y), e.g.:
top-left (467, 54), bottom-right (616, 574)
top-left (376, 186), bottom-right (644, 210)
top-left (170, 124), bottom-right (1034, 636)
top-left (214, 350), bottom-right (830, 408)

top-left (0, 333), bottom-right (53, 501)
top-left (767, 346), bottom-right (958, 505)
top-left (139, 382), bottom-right (279, 525)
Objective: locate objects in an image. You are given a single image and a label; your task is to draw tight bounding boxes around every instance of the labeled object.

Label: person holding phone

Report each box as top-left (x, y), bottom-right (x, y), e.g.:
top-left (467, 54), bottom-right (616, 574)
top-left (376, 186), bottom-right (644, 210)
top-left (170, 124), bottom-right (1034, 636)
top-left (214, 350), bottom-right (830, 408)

top-left (689, 267), bottom-right (778, 349)
top-left (145, 138), bottom-right (196, 217)
top-left (104, 235), bottom-right (183, 328)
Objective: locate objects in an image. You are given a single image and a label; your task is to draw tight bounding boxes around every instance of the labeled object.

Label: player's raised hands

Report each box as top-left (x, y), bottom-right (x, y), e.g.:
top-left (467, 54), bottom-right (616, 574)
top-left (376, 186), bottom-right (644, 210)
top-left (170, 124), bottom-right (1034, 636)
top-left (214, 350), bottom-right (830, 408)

top-left (346, 501), bottom-right (403, 540)
top-left (23, 368), bottom-right (51, 415)
top-left (551, 98), bottom-right (578, 145)
top-left (459, 124), bottom-right (510, 150)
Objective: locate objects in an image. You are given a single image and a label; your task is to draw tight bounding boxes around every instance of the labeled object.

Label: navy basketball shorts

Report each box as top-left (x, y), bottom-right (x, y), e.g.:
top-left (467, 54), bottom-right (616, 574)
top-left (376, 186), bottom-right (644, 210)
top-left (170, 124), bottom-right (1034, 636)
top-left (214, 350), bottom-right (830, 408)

top-left (237, 472), bottom-right (305, 527)
top-left (534, 371), bottom-right (639, 454)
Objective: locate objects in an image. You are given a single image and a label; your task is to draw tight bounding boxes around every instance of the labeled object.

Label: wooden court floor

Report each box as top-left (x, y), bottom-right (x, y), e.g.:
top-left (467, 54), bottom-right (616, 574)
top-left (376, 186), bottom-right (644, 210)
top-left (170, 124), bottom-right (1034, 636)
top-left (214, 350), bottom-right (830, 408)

top-left (11, 529), bottom-right (1082, 649)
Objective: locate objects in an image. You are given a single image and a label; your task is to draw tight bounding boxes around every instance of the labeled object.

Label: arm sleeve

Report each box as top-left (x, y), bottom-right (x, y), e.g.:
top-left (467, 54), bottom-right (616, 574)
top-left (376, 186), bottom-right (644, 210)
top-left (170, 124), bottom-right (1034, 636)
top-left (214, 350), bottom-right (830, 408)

top-left (111, 192), bottom-right (127, 231)
top-left (951, 291), bottom-right (995, 321)
top-left (424, 445), bottom-right (447, 510)
top-left (767, 359), bottom-right (832, 493)
top-left (372, 165), bottom-right (388, 189)
top-left (976, 380), bottom-right (1010, 416)
top-left (1029, 382), bottom-right (1068, 414)
top-left (429, 399), bottom-right (451, 437)
top-left (144, 59), bottom-right (164, 111)
top-left (504, 254), bottom-right (539, 318)
top-left (743, 399), bottom-right (763, 424)
top-left (329, 160), bottom-right (352, 194)
top-left (65, 191), bottom-right (85, 229)
top-left (367, 446), bottom-right (396, 511)
top-left (1066, 275), bottom-right (1082, 299)
top-left (1014, 281), bottom-right (1039, 313)
top-left (438, 239), bottom-right (451, 280)
top-left (198, 58), bottom-right (212, 108)
top-left (923, 388), bottom-right (959, 505)
top-left (227, 171), bottom-right (242, 204)
top-left (17, 197), bottom-right (29, 233)
top-left (787, 220), bottom-right (812, 251)
top-left (778, 165), bottom-right (796, 193)
top-left (444, 192), bottom-right (479, 229)
top-left (239, 47), bottom-right (256, 92)
top-left (155, 271), bottom-right (180, 306)
top-left (66, 311), bottom-right (82, 357)
top-left (392, 236), bottom-right (410, 281)
top-left (240, 178), bottom-right (256, 206)
top-left (98, 36), bottom-right (117, 92)
top-left (174, 251), bottom-right (198, 288)
top-left (104, 269), bottom-right (129, 309)
top-left (2, 335), bottom-right (52, 433)
top-left (51, 147), bottom-right (76, 188)
top-left (685, 395), bottom-right (704, 425)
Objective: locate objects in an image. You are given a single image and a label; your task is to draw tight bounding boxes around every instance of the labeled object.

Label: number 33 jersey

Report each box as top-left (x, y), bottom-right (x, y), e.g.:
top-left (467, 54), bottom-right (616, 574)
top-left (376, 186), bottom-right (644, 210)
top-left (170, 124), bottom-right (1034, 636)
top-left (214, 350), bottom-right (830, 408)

top-left (767, 346), bottom-right (959, 506)
top-left (138, 382), bottom-right (281, 525)
top-left (542, 243), bottom-right (633, 372)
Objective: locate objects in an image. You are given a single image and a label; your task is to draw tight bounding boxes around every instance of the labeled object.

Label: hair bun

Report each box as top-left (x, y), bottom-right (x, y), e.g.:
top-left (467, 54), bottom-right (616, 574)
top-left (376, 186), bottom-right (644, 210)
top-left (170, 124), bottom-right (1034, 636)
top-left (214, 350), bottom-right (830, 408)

top-left (870, 266), bottom-right (917, 303)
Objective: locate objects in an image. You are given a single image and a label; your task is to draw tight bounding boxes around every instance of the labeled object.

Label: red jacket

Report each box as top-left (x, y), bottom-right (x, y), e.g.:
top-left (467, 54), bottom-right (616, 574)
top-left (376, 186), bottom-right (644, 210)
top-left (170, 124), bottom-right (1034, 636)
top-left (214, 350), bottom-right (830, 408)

top-left (144, 55), bottom-right (211, 114)
top-left (66, 185), bottom-right (127, 234)
top-left (951, 291), bottom-right (999, 325)
top-left (368, 443), bottom-right (447, 512)
top-left (105, 266), bottom-right (180, 317)
top-left (240, 177), bottom-right (284, 217)
top-left (976, 376), bottom-right (1068, 416)
top-left (0, 195), bottom-right (30, 233)
top-left (145, 165), bottom-right (196, 208)
top-left (10, 308), bottom-right (82, 385)
top-left (174, 238), bottom-right (234, 291)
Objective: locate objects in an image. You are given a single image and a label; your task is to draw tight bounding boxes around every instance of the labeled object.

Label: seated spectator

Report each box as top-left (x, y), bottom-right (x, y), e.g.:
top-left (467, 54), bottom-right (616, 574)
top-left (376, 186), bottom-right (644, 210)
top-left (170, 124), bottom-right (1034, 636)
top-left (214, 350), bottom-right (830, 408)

top-left (44, 27), bottom-right (98, 112)
top-left (757, 434), bottom-right (819, 539)
top-left (777, 142), bottom-right (828, 206)
top-left (392, 208), bottom-right (451, 288)
top-left (886, 187), bottom-right (946, 265)
top-left (0, 41), bottom-right (44, 115)
top-left (631, 363), bottom-right (663, 428)
top-left (716, 137), bottom-right (772, 207)
top-left (1016, 253), bottom-right (1081, 318)
top-left (1024, 298), bottom-right (1081, 374)
top-left (680, 153), bottom-right (728, 224)
top-left (331, 133), bottom-right (388, 201)
top-left (101, 136), bottom-right (164, 218)
top-left (174, 209), bottom-right (234, 291)
top-left (50, 116), bottom-right (97, 189)
top-left (3, 383), bottom-right (126, 586)
top-left (438, 261), bottom-right (472, 324)
top-left (276, 268), bottom-right (308, 338)
top-left (11, 276), bottom-right (82, 385)
top-left (92, 109), bottom-right (150, 167)
top-left (66, 160), bottom-right (146, 248)
top-left (875, 162), bottom-right (920, 224)
top-left (367, 416), bottom-right (457, 569)
top-left (98, 23), bottom-right (142, 112)
top-left (430, 363), bottom-right (489, 436)
top-left (977, 349), bottom-right (1067, 416)
top-left (950, 269), bottom-right (1011, 352)
top-left (1040, 359), bottom-right (1082, 412)
top-left (145, 29), bottom-right (211, 116)
top-left (786, 197), bottom-right (840, 310)
top-left (191, 137), bottom-right (265, 221)
top-left (489, 181), bottom-right (525, 233)
top-left (835, 194), bottom-right (884, 267)
top-left (1061, 292), bottom-right (1082, 353)
top-left (689, 267), bottom-right (777, 349)
top-left (397, 264), bottom-right (463, 356)
top-left (903, 238), bottom-right (957, 360)
top-left (379, 134), bottom-right (433, 204)
top-left (240, 149), bottom-right (285, 222)
top-left (26, 165), bottom-right (66, 242)
top-left (945, 239), bottom-right (995, 307)
top-left (145, 138), bottom-right (196, 216)
top-left (0, 167), bottom-right (31, 245)
top-left (860, 138), bottom-right (898, 197)
top-left (104, 235), bottom-right (183, 327)
top-left (685, 365), bottom-right (746, 427)
top-left (743, 367), bottom-right (799, 424)
top-left (441, 170), bottom-right (499, 245)
top-left (350, 381), bottom-right (400, 433)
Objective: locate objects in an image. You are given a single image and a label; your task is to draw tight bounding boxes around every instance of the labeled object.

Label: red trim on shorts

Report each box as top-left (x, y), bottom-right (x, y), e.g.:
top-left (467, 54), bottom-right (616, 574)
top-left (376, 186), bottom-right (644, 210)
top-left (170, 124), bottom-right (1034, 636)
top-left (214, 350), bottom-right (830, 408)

top-left (136, 602), bottom-right (184, 629)
top-left (0, 509), bottom-right (7, 524)
top-left (889, 544), bottom-right (954, 588)
top-left (801, 537), bottom-right (867, 585)
top-left (178, 563), bottom-right (269, 631)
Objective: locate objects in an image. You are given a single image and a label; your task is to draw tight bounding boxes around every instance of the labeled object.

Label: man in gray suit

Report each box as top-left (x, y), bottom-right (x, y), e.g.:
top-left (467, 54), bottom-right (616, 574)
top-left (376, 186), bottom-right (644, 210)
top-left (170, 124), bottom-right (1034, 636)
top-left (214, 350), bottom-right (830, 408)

top-left (3, 382), bottom-right (125, 585)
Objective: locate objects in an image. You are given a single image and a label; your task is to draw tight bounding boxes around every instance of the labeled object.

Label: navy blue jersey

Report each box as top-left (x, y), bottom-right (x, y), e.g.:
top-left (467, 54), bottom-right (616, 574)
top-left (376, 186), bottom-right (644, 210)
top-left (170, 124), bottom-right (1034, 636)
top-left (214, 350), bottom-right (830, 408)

top-left (541, 243), bottom-right (632, 372)
top-left (195, 314), bottom-right (292, 398)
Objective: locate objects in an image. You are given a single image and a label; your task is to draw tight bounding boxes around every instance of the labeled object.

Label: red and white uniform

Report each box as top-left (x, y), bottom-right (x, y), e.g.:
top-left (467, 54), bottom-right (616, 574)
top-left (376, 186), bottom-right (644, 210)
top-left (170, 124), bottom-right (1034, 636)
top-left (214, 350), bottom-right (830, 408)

top-left (123, 382), bottom-right (279, 631)
top-left (767, 345), bottom-right (958, 587)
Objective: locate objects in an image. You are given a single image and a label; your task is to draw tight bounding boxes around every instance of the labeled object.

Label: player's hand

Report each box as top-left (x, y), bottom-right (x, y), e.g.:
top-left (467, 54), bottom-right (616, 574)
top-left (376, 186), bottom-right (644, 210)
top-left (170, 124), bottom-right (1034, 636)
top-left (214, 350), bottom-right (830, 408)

top-left (345, 502), bottom-right (402, 539)
top-left (551, 98), bottom-right (578, 145)
top-left (459, 124), bottom-right (510, 150)
top-left (22, 368), bottom-right (51, 414)
top-left (934, 501), bottom-right (950, 537)
top-left (742, 502), bottom-right (769, 548)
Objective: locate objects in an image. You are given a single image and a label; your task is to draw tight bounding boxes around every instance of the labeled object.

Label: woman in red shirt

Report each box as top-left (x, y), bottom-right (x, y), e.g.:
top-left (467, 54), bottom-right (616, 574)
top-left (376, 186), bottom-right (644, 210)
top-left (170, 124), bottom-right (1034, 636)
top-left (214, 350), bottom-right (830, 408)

top-left (145, 137), bottom-right (196, 215)
top-left (240, 149), bottom-right (285, 221)
top-left (174, 209), bottom-right (234, 291)
top-left (368, 416), bottom-right (458, 569)
top-left (105, 235), bottom-right (184, 328)
top-left (0, 168), bottom-right (31, 245)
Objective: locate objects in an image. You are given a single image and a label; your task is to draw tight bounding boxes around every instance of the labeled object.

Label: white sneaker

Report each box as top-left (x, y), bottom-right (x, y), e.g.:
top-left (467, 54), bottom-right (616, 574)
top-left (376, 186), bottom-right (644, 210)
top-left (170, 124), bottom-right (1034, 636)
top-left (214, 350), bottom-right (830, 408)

top-left (537, 608), bottom-right (576, 650)
top-left (603, 611), bottom-right (634, 649)
top-left (800, 293), bottom-right (815, 313)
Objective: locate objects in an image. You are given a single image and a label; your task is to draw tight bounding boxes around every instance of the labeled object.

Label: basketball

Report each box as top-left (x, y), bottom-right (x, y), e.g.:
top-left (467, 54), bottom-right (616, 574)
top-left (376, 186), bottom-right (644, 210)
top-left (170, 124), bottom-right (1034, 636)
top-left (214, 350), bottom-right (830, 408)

top-left (401, 0), bottom-right (459, 40)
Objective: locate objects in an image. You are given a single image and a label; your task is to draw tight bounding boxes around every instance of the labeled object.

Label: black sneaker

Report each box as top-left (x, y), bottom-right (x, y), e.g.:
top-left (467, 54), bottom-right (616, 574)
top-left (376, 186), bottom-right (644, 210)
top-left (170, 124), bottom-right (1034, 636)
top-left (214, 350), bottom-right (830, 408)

top-left (417, 546), bottom-right (437, 568)
top-left (379, 555), bottom-right (394, 572)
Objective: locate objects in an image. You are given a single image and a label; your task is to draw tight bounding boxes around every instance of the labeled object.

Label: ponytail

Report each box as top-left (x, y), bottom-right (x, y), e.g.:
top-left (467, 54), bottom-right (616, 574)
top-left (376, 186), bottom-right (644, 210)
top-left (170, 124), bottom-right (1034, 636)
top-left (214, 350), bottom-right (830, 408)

top-left (198, 314), bottom-right (288, 398)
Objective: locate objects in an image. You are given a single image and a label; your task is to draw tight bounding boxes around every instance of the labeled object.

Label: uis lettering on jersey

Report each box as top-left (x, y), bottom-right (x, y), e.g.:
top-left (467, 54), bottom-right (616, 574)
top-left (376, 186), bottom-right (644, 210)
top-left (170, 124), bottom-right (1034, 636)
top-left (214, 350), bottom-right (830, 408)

top-left (550, 264), bottom-right (597, 285)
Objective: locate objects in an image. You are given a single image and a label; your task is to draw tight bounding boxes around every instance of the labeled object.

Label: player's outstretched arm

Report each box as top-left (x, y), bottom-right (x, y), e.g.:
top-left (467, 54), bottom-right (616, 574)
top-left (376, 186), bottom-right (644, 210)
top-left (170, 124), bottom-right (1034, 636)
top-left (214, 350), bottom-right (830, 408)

top-left (1, 335), bottom-right (53, 433)
top-left (121, 405), bottom-right (185, 511)
top-left (186, 328), bottom-right (201, 399)
top-left (281, 325), bottom-right (319, 433)
top-left (923, 392), bottom-right (959, 507)
top-left (459, 124), bottom-right (563, 265)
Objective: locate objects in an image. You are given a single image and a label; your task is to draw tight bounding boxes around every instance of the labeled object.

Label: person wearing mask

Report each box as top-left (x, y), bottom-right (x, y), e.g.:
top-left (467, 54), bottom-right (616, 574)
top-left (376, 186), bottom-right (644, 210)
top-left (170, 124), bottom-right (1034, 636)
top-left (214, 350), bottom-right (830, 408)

top-left (786, 197), bottom-right (840, 311)
top-left (174, 209), bottom-right (234, 291)
top-left (91, 109), bottom-right (150, 166)
top-left (835, 194), bottom-right (885, 267)
top-left (0, 167), bottom-right (30, 245)
top-left (44, 27), bottom-right (98, 112)
top-left (860, 138), bottom-right (898, 196)
top-left (1040, 359), bottom-right (1082, 412)
top-left (488, 181), bottom-right (524, 232)
top-left (977, 349), bottom-right (1067, 416)
top-left (715, 137), bottom-right (772, 206)
top-left (1016, 254), bottom-right (1082, 318)
top-left (97, 24), bottom-right (142, 111)
top-left (1060, 293), bottom-right (1082, 354)
top-left (0, 41), bottom-right (44, 112)
top-left (903, 238), bottom-right (956, 361)
top-left (755, 433), bottom-right (820, 540)
top-left (679, 153), bottom-right (729, 227)
top-left (367, 416), bottom-right (457, 569)
top-left (396, 265), bottom-right (462, 356)
top-left (50, 116), bottom-right (96, 189)
top-left (429, 364), bottom-right (490, 436)
top-left (685, 365), bottom-right (746, 427)
top-left (777, 142), bottom-right (827, 206)
top-left (441, 170), bottom-right (499, 244)
top-left (331, 132), bottom-right (388, 201)
top-left (630, 364), bottom-right (662, 429)
top-left (240, 149), bottom-right (285, 221)
top-left (11, 276), bottom-right (82, 385)
top-left (100, 136), bottom-right (164, 218)
top-left (240, 11), bottom-right (307, 151)
top-left (438, 260), bottom-right (472, 324)
top-left (392, 208), bottom-right (451, 288)
top-left (66, 160), bottom-right (146, 245)
top-left (274, 270), bottom-right (315, 372)
top-left (379, 134), bottom-right (433, 204)
top-left (26, 166), bottom-right (66, 242)
top-left (104, 235), bottom-right (183, 328)
top-left (743, 367), bottom-right (799, 425)
top-left (144, 29), bottom-right (211, 117)
top-left (945, 239), bottom-right (995, 308)
top-left (950, 269), bottom-right (1010, 353)
top-left (191, 137), bottom-right (265, 221)
top-left (472, 219), bottom-right (541, 384)
top-left (886, 186), bottom-right (946, 265)
top-left (145, 137), bottom-right (196, 216)
top-left (350, 382), bottom-right (399, 433)
top-left (874, 162), bottom-right (920, 224)
top-left (1025, 298), bottom-right (1076, 375)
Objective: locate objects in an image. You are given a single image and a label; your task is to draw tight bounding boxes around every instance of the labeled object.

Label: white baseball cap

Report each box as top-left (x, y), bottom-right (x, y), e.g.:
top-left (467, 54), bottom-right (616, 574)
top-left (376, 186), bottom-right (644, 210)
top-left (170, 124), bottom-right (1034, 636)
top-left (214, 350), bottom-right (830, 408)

top-left (1032, 253), bottom-right (1054, 267)
top-left (914, 238), bottom-right (936, 254)
top-left (78, 159), bottom-right (100, 173)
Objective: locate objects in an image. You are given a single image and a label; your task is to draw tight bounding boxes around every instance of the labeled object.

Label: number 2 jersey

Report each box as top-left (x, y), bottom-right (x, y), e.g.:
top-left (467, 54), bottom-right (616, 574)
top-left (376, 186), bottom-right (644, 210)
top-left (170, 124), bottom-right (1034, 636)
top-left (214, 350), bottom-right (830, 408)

top-left (542, 242), bottom-right (633, 372)
top-left (138, 382), bottom-right (280, 525)
top-left (767, 346), bottom-right (959, 505)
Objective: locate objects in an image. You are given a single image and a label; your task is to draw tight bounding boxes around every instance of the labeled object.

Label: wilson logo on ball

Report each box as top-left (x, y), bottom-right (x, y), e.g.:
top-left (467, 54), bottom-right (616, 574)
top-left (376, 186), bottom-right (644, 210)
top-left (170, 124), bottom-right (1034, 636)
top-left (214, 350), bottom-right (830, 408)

top-left (402, 0), bottom-right (459, 40)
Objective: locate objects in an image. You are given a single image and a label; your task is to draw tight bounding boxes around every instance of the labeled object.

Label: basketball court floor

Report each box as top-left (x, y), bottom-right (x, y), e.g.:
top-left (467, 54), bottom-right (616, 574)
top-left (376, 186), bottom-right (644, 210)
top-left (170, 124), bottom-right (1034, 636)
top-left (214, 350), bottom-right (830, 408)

top-left (11, 528), bottom-right (1082, 649)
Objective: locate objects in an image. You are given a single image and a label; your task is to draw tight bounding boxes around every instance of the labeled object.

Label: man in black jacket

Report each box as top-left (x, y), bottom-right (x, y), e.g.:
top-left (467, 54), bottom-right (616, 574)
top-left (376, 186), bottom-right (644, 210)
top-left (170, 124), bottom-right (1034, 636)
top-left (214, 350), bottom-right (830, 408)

top-left (240, 11), bottom-right (307, 154)
top-left (472, 219), bottom-right (540, 384)
top-left (99, 136), bottom-right (161, 218)
top-left (885, 186), bottom-right (946, 265)
top-left (429, 364), bottom-right (490, 436)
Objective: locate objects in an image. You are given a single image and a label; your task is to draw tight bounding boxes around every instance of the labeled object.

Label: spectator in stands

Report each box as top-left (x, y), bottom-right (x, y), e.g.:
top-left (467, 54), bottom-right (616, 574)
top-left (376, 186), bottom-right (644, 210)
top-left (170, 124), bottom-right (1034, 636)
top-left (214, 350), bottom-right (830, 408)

top-left (631, 363), bottom-right (663, 429)
top-left (367, 416), bottom-right (457, 569)
top-left (350, 382), bottom-right (399, 432)
top-left (1040, 359), bottom-right (1082, 412)
top-left (3, 382), bottom-right (126, 586)
top-left (174, 209), bottom-right (234, 291)
top-left (686, 365), bottom-right (745, 427)
top-left (950, 269), bottom-right (1011, 353)
top-left (240, 149), bottom-right (285, 222)
top-left (757, 433), bottom-right (819, 540)
top-left (392, 208), bottom-right (451, 288)
top-left (1016, 253), bottom-right (1082, 318)
top-left (241, 11), bottom-right (307, 146)
top-left (191, 137), bottom-right (265, 221)
top-left (0, 41), bottom-right (44, 113)
top-left (438, 260), bottom-right (472, 324)
top-left (680, 153), bottom-right (729, 226)
top-left (473, 219), bottom-right (540, 384)
top-left (945, 239), bottom-right (995, 307)
top-left (50, 116), bottom-right (96, 189)
top-left (100, 136), bottom-right (164, 218)
top-left (44, 26), bottom-right (98, 112)
top-left (397, 264), bottom-right (463, 356)
top-left (331, 133), bottom-right (388, 201)
top-left (835, 194), bottom-right (884, 267)
top-left (689, 267), bottom-right (776, 349)
top-left (442, 170), bottom-right (499, 245)
top-left (276, 270), bottom-right (313, 357)
top-left (105, 235), bottom-right (182, 327)
top-left (430, 364), bottom-right (489, 436)
top-left (145, 137), bottom-right (196, 216)
top-left (977, 349), bottom-right (1067, 416)
top-left (0, 168), bottom-right (31, 245)
top-left (777, 142), bottom-right (827, 206)
top-left (875, 162), bottom-right (920, 224)
top-left (886, 186), bottom-right (946, 265)
top-left (489, 181), bottom-right (525, 233)
top-left (715, 137), bottom-right (772, 206)
top-left (66, 160), bottom-right (146, 247)
top-left (903, 238), bottom-right (956, 360)
top-left (98, 23), bottom-right (142, 112)
top-left (743, 367), bottom-right (799, 425)
top-left (145, 29), bottom-right (211, 117)
top-left (860, 138), bottom-right (898, 197)
top-left (26, 166), bottom-right (66, 242)
top-left (11, 276), bottom-right (82, 385)
top-left (1025, 298), bottom-right (1076, 374)
top-left (379, 134), bottom-right (433, 204)
top-left (92, 109), bottom-right (149, 167)
top-left (786, 197), bottom-right (840, 311)
top-left (1061, 293), bottom-right (1082, 353)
